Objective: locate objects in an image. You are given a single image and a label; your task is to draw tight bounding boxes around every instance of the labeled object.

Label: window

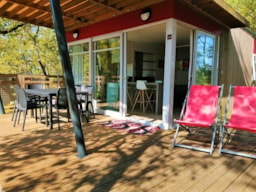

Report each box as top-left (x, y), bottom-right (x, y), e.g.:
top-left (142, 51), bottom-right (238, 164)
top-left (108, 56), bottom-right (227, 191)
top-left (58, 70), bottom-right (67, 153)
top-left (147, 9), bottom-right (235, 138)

top-left (93, 36), bottom-right (120, 111)
top-left (69, 42), bottom-right (90, 85)
top-left (193, 31), bottom-right (217, 85)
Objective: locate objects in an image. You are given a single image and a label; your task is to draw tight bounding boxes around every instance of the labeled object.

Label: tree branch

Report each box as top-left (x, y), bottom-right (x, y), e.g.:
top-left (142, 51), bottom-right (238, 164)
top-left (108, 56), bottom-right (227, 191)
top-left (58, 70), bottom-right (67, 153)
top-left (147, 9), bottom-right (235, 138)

top-left (0, 23), bottom-right (25, 35)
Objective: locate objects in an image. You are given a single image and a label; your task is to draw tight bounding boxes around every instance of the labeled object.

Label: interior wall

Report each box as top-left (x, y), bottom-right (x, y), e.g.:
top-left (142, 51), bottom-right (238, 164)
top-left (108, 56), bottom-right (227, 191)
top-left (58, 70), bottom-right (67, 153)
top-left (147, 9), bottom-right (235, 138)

top-left (128, 41), bottom-right (165, 81)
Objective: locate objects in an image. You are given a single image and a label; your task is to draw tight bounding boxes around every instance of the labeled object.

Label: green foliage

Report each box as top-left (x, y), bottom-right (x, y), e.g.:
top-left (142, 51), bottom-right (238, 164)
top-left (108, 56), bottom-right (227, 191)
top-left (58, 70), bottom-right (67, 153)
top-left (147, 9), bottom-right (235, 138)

top-left (0, 18), bottom-right (62, 75)
top-left (225, 0), bottom-right (256, 33)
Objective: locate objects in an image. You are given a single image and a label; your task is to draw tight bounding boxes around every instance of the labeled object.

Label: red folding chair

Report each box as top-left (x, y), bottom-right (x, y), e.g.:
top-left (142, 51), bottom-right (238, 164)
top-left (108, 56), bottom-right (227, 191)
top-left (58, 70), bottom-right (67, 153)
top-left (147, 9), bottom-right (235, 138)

top-left (172, 84), bottom-right (223, 154)
top-left (219, 85), bottom-right (256, 159)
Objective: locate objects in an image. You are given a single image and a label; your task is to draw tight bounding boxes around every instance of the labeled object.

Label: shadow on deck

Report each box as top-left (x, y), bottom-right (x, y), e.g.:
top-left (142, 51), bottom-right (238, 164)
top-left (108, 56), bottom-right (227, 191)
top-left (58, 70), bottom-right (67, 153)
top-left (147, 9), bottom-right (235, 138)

top-left (0, 113), bottom-right (256, 192)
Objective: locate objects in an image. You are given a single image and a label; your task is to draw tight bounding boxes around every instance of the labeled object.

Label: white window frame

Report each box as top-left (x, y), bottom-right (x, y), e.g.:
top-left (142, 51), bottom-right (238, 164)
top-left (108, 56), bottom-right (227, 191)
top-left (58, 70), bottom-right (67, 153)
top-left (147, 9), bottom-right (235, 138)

top-left (191, 30), bottom-right (219, 85)
top-left (252, 54), bottom-right (256, 82)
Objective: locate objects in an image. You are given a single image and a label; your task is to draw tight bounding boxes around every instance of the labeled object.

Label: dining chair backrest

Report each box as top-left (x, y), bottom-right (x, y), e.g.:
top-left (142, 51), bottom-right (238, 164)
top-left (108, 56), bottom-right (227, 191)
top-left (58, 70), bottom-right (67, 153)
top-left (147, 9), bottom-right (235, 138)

top-left (27, 84), bottom-right (43, 89)
top-left (15, 87), bottom-right (28, 110)
top-left (85, 86), bottom-right (93, 95)
top-left (75, 85), bottom-right (81, 92)
top-left (55, 88), bottom-right (70, 129)
top-left (56, 88), bottom-right (68, 109)
top-left (75, 85), bottom-right (82, 100)
top-left (13, 85), bottom-right (20, 100)
top-left (81, 85), bottom-right (89, 92)
top-left (12, 85), bottom-right (20, 121)
top-left (81, 85), bottom-right (93, 100)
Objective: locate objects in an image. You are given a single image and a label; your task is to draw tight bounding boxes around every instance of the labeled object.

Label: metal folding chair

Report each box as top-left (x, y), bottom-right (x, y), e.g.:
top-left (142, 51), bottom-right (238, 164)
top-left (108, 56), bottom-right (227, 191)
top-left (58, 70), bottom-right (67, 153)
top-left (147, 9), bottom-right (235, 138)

top-left (172, 84), bottom-right (223, 154)
top-left (219, 85), bottom-right (256, 159)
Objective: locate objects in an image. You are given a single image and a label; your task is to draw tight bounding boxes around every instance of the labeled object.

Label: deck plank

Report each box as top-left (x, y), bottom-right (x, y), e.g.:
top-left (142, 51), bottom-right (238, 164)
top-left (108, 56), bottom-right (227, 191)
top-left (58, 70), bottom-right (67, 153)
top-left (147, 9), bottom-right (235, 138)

top-left (224, 160), bottom-right (256, 192)
top-left (1, 113), bottom-right (256, 191)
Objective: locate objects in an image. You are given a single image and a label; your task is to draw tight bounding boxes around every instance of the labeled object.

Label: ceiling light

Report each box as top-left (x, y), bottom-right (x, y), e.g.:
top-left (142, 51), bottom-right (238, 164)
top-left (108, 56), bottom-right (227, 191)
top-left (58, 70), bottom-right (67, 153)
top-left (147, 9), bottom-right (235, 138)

top-left (140, 8), bottom-right (152, 22)
top-left (73, 29), bottom-right (79, 39)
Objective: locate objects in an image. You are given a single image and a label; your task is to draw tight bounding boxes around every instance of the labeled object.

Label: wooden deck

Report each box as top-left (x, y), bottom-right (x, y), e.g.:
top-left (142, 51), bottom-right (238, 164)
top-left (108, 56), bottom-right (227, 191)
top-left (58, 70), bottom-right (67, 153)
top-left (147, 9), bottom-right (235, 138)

top-left (1, 113), bottom-right (256, 192)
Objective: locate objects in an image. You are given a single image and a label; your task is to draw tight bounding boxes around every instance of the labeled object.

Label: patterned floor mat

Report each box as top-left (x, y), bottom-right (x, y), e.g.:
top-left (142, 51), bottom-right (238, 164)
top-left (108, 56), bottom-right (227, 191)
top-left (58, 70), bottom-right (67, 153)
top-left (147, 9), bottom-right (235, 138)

top-left (98, 120), bottom-right (160, 135)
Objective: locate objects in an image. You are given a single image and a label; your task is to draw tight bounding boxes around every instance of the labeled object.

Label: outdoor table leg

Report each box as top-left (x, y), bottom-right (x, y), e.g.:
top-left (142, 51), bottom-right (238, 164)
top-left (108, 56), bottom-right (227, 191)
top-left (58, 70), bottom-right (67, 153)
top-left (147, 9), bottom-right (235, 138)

top-left (49, 94), bottom-right (54, 129)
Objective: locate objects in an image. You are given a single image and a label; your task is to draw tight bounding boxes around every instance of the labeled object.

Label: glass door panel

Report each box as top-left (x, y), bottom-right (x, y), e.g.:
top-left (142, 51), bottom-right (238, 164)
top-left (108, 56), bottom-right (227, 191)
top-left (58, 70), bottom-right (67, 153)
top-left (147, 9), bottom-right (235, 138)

top-left (69, 43), bottom-right (90, 85)
top-left (194, 31), bottom-right (216, 85)
top-left (93, 36), bottom-right (120, 111)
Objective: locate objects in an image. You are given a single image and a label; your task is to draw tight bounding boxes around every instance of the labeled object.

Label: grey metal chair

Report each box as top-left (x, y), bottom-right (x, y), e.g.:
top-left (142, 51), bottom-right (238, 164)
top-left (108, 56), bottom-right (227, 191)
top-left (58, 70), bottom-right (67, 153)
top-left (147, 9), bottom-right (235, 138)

top-left (53, 88), bottom-right (70, 130)
top-left (13, 86), bottom-right (45, 131)
top-left (11, 85), bottom-right (20, 122)
top-left (27, 84), bottom-right (48, 103)
top-left (80, 85), bottom-right (95, 121)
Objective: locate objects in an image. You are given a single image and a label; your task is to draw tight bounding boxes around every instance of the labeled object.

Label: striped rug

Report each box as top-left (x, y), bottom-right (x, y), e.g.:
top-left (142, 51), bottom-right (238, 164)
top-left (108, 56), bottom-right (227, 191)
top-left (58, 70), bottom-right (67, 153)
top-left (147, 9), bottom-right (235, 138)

top-left (98, 120), bottom-right (160, 135)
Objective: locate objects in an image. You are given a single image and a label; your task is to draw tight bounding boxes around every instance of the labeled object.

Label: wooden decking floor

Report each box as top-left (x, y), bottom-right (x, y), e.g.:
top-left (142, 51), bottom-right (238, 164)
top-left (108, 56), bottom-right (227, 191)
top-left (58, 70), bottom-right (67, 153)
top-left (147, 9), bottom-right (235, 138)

top-left (1, 113), bottom-right (256, 192)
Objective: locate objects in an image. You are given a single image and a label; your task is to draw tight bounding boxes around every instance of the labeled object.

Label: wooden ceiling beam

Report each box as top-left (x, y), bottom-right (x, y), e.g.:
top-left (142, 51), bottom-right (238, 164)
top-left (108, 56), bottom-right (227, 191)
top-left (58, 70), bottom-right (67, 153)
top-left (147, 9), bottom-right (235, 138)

top-left (2, 0), bottom-right (87, 27)
top-left (87, 0), bottom-right (123, 11)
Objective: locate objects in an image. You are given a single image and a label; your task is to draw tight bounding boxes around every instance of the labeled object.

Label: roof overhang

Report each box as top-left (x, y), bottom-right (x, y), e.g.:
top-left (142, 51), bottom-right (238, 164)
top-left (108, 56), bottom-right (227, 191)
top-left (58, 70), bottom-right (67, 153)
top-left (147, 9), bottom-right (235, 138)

top-left (0, 0), bottom-right (165, 31)
top-left (0, 0), bottom-right (249, 31)
top-left (178, 0), bottom-right (249, 28)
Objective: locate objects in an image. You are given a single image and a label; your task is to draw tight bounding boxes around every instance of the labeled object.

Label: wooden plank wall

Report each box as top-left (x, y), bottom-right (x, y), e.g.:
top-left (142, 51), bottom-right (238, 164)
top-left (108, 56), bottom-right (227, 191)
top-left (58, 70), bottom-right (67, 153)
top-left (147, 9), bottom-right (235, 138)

top-left (219, 28), bottom-right (254, 96)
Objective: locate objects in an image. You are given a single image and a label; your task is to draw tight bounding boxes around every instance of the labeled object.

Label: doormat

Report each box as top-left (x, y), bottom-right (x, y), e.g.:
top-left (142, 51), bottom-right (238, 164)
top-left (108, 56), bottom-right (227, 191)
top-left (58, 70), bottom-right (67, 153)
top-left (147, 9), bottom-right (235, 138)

top-left (98, 120), bottom-right (160, 135)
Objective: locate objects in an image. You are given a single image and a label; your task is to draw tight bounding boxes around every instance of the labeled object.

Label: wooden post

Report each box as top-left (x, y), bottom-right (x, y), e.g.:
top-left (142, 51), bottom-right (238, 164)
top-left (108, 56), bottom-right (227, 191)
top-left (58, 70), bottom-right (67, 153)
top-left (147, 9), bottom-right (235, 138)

top-left (49, 0), bottom-right (87, 158)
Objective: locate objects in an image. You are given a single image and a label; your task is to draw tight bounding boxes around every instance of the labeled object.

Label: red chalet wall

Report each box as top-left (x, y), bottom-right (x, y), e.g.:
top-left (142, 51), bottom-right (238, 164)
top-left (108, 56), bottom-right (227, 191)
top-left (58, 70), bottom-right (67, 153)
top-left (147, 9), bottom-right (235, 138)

top-left (66, 0), bottom-right (222, 42)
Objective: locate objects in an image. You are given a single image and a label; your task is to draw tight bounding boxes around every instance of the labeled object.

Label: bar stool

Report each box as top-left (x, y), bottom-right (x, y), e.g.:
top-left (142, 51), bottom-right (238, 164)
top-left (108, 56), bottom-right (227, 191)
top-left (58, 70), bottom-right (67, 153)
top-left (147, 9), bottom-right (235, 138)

top-left (127, 84), bottom-right (133, 108)
top-left (131, 80), bottom-right (153, 113)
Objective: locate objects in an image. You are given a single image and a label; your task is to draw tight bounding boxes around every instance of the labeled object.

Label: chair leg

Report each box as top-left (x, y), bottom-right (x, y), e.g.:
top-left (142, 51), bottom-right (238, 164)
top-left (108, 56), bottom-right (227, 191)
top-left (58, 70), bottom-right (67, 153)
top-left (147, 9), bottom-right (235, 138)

top-left (141, 90), bottom-right (145, 112)
top-left (45, 106), bottom-right (49, 126)
top-left (86, 101), bottom-right (95, 119)
top-left (13, 109), bottom-right (19, 127)
top-left (11, 106), bottom-right (17, 121)
top-left (22, 110), bottom-right (27, 131)
top-left (209, 125), bottom-right (217, 154)
top-left (67, 108), bottom-right (70, 122)
top-left (34, 108), bottom-right (38, 123)
top-left (84, 109), bottom-right (89, 123)
top-left (39, 107), bottom-right (42, 123)
top-left (17, 109), bottom-right (22, 125)
top-left (131, 90), bottom-right (140, 111)
top-left (145, 91), bottom-right (153, 112)
top-left (132, 89), bottom-right (153, 113)
top-left (30, 109), bottom-right (34, 118)
top-left (79, 103), bottom-right (83, 113)
top-left (56, 108), bottom-right (60, 130)
top-left (172, 124), bottom-right (180, 147)
top-left (79, 109), bottom-right (83, 123)
top-left (127, 89), bottom-right (133, 108)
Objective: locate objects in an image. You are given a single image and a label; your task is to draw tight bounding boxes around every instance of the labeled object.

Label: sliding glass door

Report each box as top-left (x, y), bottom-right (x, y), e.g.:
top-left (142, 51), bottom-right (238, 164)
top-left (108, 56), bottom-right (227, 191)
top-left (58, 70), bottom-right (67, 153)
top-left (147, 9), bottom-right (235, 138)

top-left (93, 36), bottom-right (121, 112)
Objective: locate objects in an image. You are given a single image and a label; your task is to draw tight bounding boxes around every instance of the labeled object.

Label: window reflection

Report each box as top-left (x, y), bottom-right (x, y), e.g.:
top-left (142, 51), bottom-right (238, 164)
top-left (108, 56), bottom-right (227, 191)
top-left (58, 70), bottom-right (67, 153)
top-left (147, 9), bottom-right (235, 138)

top-left (69, 43), bottom-right (90, 85)
top-left (93, 37), bottom-right (120, 111)
top-left (195, 33), bottom-right (215, 85)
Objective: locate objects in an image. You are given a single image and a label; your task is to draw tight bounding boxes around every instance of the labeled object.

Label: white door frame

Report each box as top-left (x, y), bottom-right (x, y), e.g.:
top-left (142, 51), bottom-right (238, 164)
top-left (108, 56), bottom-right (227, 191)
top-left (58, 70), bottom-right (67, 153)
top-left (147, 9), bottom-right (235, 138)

top-left (162, 19), bottom-right (177, 130)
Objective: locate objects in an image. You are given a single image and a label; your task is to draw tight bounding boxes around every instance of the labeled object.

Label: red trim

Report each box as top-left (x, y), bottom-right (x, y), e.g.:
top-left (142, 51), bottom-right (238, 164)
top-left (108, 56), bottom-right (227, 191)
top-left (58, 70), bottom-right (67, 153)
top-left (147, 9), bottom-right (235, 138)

top-left (66, 0), bottom-right (222, 42)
